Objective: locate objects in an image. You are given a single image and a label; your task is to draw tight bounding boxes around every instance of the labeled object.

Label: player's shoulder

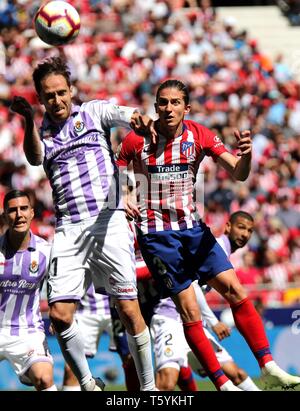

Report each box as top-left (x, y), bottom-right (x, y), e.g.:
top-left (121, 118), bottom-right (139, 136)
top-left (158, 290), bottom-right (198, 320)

top-left (32, 234), bottom-right (51, 251)
top-left (122, 130), bottom-right (145, 149)
top-left (116, 131), bottom-right (142, 163)
top-left (184, 119), bottom-right (214, 140)
top-left (80, 99), bottom-right (113, 113)
top-left (35, 236), bottom-right (49, 244)
top-left (184, 119), bottom-right (210, 132)
top-left (216, 233), bottom-right (226, 245)
top-left (216, 234), bottom-right (231, 257)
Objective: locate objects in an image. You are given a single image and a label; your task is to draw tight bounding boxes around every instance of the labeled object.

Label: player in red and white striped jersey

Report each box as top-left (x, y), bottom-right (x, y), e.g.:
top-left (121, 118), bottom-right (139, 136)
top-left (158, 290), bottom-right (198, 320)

top-left (117, 112), bottom-right (226, 235)
top-left (117, 79), bottom-right (300, 391)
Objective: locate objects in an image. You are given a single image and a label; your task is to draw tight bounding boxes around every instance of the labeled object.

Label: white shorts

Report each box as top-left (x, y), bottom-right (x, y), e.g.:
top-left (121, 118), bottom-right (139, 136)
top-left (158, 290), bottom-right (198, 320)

top-left (47, 211), bottom-right (137, 303)
top-left (150, 315), bottom-right (190, 372)
top-left (75, 311), bottom-right (114, 357)
top-left (0, 332), bottom-right (53, 384)
top-left (188, 327), bottom-right (233, 377)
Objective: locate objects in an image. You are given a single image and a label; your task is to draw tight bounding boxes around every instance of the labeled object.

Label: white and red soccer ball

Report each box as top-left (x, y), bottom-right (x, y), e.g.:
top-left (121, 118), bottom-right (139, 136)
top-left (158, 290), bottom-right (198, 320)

top-left (34, 1), bottom-right (80, 46)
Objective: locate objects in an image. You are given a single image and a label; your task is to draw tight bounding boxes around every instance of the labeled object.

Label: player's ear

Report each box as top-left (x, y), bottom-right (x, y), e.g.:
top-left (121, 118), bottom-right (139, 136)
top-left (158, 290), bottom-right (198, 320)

top-left (70, 86), bottom-right (74, 98)
top-left (184, 104), bottom-right (191, 115)
top-left (224, 221), bottom-right (231, 235)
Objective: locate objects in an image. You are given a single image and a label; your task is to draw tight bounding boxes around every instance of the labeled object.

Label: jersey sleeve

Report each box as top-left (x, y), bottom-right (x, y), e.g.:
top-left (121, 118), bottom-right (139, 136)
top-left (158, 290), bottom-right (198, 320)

top-left (201, 125), bottom-right (228, 160)
top-left (85, 100), bottom-right (137, 130)
top-left (192, 281), bottom-right (219, 328)
top-left (116, 131), bottom-right (142, 166)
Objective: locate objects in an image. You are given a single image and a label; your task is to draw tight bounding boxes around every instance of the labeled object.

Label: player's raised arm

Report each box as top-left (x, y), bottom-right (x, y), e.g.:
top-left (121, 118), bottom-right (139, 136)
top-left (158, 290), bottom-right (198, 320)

top-left (130, 111), bottom-right (157, 145)
top-left (217, 129), bottom-right (252, 181)
top-left (10, 96), bottom-right (43, 166)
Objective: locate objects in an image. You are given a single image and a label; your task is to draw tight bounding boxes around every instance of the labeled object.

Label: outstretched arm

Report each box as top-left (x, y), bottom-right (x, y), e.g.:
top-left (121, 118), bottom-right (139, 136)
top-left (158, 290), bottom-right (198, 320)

top-left (10, 96), bottom-right (43, 166)
top-left (130, 111), bottom-right (157, 145)
top-left (217, 129), bottom-right (252, 181)
top-left (192, 282), bottom-right (231, 340)
top-left (192, 281), bottom-right (219, 328)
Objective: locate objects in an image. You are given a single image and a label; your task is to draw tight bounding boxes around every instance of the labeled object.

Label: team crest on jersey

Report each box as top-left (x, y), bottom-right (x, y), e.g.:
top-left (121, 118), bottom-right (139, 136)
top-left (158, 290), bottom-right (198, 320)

top-left (164, 347), bottom-right (173, 357)
top-left (29, 260), bottom-right (39, 274)
top-left (74, 120), bottom-right (85, 134)
top-left (181, 141), bottom-right (195, 158)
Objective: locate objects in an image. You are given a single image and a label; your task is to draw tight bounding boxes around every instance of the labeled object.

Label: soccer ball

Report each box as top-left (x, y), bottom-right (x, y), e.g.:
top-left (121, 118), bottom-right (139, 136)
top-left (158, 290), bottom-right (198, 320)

top-left (34, 1), bottom-right (80, 46)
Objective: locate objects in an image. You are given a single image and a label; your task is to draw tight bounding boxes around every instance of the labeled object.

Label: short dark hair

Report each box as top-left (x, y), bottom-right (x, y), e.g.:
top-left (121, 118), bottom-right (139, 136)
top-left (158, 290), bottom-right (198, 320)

top-left (229, 211), bottom-right (254, 224)
top-left (156, 79), bottom-right (190, 105)
top-left (33, 56), bottom-right (71, 94)
top-left (3, 190), bottom-right (31, 211)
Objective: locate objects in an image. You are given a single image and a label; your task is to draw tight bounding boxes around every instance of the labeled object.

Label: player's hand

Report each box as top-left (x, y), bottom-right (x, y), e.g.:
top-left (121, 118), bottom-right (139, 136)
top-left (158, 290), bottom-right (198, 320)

top-left (234, 129), bottom-right (252, 156)
top-left (124, 197), bottom-right (141, 221)
top-left (10, 96), bottom-right (34, 119)
top-left (212, 321), bottom-right (231, 341)
top-left (130, 113), bottom-right (157, 145)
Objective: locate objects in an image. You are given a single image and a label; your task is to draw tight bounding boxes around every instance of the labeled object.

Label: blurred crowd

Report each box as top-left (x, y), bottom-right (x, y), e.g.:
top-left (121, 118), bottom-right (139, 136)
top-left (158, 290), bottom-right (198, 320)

top-left (0, 0), bottom-right (300, 307)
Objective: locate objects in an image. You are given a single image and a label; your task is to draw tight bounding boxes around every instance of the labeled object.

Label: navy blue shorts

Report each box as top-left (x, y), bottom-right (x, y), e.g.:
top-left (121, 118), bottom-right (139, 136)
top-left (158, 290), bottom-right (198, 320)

top-left (137, 221), bottom-right (233, 297)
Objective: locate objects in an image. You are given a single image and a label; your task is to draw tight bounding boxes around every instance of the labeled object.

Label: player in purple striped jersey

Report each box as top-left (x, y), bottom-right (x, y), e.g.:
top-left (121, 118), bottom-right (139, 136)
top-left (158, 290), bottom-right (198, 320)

top-left (0, 190), bottom-right (57, 391)
top-left (10, 56), bottom-right (157, 391)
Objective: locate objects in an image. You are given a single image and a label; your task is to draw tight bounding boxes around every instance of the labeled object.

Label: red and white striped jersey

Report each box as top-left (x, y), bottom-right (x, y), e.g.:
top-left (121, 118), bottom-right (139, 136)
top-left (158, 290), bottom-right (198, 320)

top-left (117, 120), bottom-right (228, 234)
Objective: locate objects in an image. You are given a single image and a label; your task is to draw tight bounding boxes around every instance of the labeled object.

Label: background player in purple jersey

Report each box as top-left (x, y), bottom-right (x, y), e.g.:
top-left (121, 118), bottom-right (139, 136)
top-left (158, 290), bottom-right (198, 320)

top-left (0, 190), bottom-right (56, 391)
top-left (117, 78), bottom-right (300, 391)
top-left (188, 212), bottom-right (260, 390)
top-left (10, 57), bottom-right (157, 391)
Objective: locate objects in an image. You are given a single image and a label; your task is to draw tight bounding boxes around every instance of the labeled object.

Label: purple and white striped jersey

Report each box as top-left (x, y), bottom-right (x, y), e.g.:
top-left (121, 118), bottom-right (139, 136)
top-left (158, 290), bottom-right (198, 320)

top-left (40, 101), bottom-right (136, 226)
top-left (0, 232), bottom-right (51, 336)
top-left (76, 283), bottom-right (110, 318)
top-left (153, 297), bottom-right (180, 321)
top-left (216, 234), bottom-right (231, 258)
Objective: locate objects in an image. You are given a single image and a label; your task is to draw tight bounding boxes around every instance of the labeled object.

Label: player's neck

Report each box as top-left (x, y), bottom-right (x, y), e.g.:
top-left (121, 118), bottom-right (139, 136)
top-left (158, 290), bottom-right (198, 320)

top-left (159, 122), bottom-right (184, 139)
top-left (46, 111), bottom-right (68, 127)
top-left (7, 230), bottom-right (31, 251)
top-left (228, 237), bottom-right (238, 253)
